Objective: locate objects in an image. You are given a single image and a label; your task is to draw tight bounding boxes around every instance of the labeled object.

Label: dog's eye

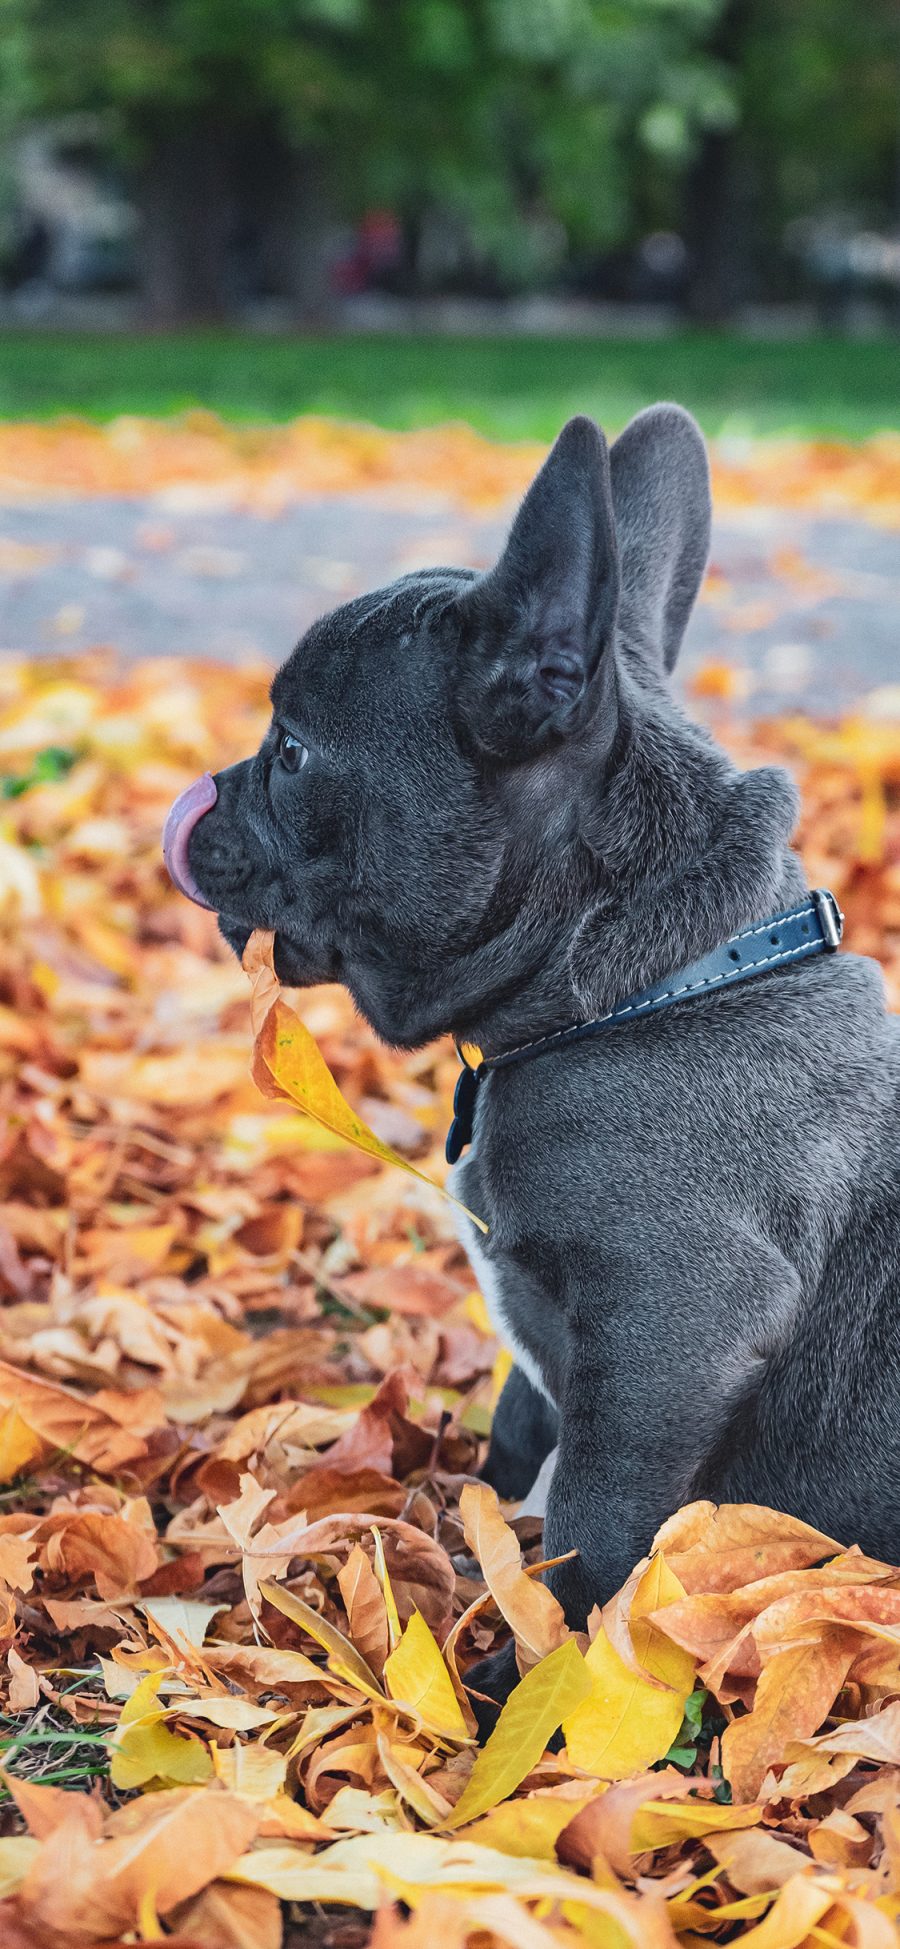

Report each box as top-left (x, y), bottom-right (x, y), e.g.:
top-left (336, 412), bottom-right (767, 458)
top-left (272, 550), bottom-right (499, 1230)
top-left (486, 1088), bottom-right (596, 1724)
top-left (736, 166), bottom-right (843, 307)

top-left (278, 730), bottom-right (309, 774)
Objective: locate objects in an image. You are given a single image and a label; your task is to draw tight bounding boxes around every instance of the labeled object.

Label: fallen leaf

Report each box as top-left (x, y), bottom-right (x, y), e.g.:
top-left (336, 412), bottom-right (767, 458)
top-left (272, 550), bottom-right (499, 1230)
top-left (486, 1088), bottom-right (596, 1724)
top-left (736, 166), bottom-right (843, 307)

top-left (722, 1627), bottom-right (860, 1800)
top-left (20, 1786), bottom-right (260, 1938)
top-left (651, 1502), bottom-right (844, 1595)
top-left (449, 1639), bottom-right (592, 1826)
top-left (259, 1576), bottom-right (384, 1698)
top-left (338, 1542), bottom-right (390, 1676)
top-left (384, 1608), bottom-right (470, 1740)
top-left (169, 1880), bottom-right (283, 1949)
top-left (459, 1481), bottom-right (569, 1674)
top-left (561, 1555), bottom-right (695, 1780)
top-left (109, 1669), bottom-right (214, 1790)
top-left (251, 992), bottom-right (488, 1232)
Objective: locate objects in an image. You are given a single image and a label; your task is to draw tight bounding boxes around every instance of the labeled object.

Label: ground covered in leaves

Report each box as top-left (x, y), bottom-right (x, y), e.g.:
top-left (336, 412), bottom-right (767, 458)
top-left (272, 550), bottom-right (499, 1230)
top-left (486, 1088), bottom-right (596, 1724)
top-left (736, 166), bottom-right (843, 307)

top-left (0, 653), bottom-right (899, 1949)
top-left (1, 412), bottom-right (899, 521)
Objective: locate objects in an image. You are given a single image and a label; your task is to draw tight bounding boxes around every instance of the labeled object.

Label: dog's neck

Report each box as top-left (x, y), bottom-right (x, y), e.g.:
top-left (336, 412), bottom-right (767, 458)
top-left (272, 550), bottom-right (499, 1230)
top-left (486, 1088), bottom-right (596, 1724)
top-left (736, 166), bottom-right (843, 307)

top-left (350, 688), bottom-right (802, 1055)
top-left (454, 699), bottom-right (803, 1058)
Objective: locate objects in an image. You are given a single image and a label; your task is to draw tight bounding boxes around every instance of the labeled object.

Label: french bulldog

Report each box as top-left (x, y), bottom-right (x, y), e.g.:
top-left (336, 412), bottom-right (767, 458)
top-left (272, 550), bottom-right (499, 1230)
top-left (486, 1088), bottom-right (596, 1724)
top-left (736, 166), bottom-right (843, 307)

top-left (164, 407), bottom-right (900, 1719)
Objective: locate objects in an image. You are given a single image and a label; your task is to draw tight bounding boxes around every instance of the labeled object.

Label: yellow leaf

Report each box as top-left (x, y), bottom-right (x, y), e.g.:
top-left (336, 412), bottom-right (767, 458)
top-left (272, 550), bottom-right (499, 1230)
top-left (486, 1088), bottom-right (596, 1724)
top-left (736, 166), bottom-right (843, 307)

top-left (460, 1795), bottom-right (592, 1859)
top-left (491, 1345), bottom-right (513, 1409)
top-left (463, 1290), bottom-right (492, 1336)
top-left (448, 1639), bottom-right (592, 1827)
top-left (562, 1626), bottom-right (686, 1780)
top-left (459, 1481), bottom-right (569, 1674)
top-left (562, 1558), bottom-right (695, 1781)
top-left (110, 1716), bottom-right (213, 1791)
top-left (375, 1730), bottom-right (452, 1825)
top-left (326, 1784), bottom-right (401, 1833)
top-left (228, 1839), bottom-right (385, 1909)
top-left (0, 1404), bottom-right (46, 1484)
top-left (0, 1834), bottom-right (39, 1898)
top-left (712, 1875), bottom-right (840, 1949)
top-left (631, 1797), bottom-right (764, 1851)
top-left (263, 1794), bottom-right (332, 1841)
top-left (227, 1830), bottom-right (589, 1909)
top-left (230, 1824), bottom-right (683, 1940)
top-left (630, 1553), bottom-right (697, 1691)
top-left (259, 1577), bottom-right (384, 1699)
top-left (212, 1742), bottom-right (289, 1801)
top-left (116, 1668), bottom-right (167, 1728)
top-left (371, 1526), bottom-right (402, 1651)
top-left (137, 1880), bottom-right (163, 1941)
top-left (384, 1609), bottom-right (470, 1740)
top-left (109, 1669), bottom-right (214, 1791)
top-left (175, 1695), bottom-right (280, 1731)
top-left (251, 993), bottom-right (487, 1233)
top-left (140, 1597), bottom-right (226, 1651)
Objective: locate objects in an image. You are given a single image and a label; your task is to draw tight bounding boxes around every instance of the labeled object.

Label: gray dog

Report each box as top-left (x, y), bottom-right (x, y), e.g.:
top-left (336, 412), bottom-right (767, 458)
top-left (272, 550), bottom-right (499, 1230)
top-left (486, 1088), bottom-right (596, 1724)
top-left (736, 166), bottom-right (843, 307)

top-left (164, 406), bottom-right (899, 1721)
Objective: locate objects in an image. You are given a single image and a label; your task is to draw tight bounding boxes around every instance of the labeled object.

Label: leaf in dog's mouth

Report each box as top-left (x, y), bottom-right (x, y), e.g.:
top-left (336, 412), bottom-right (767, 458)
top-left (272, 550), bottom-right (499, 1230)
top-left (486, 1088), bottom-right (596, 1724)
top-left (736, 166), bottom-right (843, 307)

top-left (242, 931), bottom-right (488, 1233)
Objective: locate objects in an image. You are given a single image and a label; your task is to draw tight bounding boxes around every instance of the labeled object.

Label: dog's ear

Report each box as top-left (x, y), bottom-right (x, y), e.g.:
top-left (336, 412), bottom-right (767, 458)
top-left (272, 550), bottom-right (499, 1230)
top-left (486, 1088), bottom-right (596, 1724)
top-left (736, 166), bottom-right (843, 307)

top-left (455, 415), bottom-right (620, 758)
top-left (610, 404), bottom-right (710, 673)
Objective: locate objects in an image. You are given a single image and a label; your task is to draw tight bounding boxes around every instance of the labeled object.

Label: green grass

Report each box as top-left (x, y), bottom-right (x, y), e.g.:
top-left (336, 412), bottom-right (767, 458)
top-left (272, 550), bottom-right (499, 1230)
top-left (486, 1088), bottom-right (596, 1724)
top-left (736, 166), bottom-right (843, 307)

top-left (0, 330), bottom-right (896, 440)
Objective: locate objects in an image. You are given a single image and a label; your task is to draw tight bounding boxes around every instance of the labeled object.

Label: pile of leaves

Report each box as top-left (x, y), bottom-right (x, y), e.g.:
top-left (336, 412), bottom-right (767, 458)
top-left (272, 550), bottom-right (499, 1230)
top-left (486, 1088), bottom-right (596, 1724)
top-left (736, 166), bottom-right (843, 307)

top-left (0, 653), bottom-right (899, 1948)
top-left (0, 414), bottom-right (899, 522)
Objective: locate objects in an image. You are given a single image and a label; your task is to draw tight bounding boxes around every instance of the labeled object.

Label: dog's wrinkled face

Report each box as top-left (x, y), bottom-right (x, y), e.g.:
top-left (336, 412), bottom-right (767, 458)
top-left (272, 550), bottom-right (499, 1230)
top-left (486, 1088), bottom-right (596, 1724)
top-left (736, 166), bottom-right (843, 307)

top-left (170, 563), bottom-right (499, 972)
top-left (164, 407), bottom-right (712, 1047)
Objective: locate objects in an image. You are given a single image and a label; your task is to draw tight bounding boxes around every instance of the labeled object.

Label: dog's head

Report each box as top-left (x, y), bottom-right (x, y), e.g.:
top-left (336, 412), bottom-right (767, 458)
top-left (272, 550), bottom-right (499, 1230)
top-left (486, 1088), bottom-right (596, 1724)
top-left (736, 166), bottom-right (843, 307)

top-left (164, 405), bottom-right (777, 1049)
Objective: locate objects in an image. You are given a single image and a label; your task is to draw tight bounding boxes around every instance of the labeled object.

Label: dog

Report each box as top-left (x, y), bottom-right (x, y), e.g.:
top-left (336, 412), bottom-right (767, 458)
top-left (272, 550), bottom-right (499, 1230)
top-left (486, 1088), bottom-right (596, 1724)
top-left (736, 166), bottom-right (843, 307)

top-left (164, 406), bottom-right (900, 1719)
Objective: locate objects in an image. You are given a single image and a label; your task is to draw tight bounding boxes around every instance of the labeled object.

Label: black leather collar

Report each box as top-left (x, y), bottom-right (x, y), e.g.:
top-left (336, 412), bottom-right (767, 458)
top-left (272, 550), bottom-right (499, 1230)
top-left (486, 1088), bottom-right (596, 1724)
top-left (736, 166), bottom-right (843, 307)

top-left (446, 888), bottom-right (844, 1164)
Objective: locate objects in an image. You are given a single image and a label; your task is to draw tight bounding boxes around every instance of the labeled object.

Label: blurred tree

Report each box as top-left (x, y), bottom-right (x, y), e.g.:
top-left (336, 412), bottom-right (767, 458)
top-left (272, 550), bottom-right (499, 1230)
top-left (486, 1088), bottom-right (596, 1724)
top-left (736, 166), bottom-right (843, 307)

top-left (6, 0), bottom-right (732, 321)
top-left (682, 0), bottom-right (900, 319)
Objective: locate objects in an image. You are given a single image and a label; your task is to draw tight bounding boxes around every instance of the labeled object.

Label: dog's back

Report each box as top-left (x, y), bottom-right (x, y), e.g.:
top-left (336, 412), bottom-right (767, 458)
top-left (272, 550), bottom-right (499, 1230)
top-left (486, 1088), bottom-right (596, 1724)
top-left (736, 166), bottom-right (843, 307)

top-left (458, 940), bottom-right (900, 1604)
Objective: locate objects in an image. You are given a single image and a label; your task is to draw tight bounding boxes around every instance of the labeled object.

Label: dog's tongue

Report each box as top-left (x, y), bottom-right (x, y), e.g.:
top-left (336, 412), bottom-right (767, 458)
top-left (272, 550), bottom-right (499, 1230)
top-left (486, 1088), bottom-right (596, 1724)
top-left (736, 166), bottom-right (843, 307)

top-left (162, 772), bottom-right (217, 909)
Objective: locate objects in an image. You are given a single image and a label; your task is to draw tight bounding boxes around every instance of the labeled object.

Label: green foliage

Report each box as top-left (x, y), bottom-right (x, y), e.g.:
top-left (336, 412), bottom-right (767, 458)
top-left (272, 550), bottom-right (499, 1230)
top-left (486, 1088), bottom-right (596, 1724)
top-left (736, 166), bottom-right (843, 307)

top-left (0, 329), bottom-right (895, 440)
top-left (664, 1683), bottom-right (708, 1767)
top-left (1, 746), bottom-right (77, 799)
top-left (739, 0), bottom-right (899, 229)
top-left (4, 0), bottom-right (732, 260)
top-left (5, 0), bottom-right (896, 304)
top-left (0, 0), bottom-right (897, 316)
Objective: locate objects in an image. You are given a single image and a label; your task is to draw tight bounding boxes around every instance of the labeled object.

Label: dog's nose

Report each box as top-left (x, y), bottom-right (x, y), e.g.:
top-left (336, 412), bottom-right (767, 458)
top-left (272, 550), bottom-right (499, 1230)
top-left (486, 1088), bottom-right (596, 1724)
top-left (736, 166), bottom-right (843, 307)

top-left (162, 772), bottom-right (218, 908)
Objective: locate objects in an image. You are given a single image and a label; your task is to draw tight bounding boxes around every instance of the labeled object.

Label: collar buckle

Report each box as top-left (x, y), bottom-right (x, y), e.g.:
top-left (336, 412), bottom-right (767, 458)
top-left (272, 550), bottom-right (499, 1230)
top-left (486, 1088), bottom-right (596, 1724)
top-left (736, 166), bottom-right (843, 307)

top-left (813, 887), bottom-right (844, 950)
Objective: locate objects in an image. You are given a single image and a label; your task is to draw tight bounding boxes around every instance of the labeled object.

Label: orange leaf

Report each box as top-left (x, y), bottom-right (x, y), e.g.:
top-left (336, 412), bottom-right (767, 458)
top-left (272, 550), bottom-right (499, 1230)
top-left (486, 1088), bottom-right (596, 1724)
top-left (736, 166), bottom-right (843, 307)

top-left (459, 1481), bottom-right (569, 1674)
top-left (721, 1626), bottom-right (860, 1801)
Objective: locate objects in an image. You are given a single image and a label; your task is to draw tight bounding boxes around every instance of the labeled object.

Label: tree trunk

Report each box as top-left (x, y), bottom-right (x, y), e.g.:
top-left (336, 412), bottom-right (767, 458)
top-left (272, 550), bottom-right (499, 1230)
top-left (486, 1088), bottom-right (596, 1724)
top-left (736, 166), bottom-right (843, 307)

top-left (136, 112), bottom-right (233, 324)
top-left (682, 0), bottom-right (753, 322)
top-left (683, 128), bottom-right (746, 321)
top-left (250, 136), bottom-right (334, 325)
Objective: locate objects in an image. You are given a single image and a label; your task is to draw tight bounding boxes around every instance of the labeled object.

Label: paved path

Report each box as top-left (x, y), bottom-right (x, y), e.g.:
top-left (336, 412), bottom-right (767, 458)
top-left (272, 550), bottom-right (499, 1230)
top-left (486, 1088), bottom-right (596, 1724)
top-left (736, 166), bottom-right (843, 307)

top-left (1, 492), bottom-right (897, 711)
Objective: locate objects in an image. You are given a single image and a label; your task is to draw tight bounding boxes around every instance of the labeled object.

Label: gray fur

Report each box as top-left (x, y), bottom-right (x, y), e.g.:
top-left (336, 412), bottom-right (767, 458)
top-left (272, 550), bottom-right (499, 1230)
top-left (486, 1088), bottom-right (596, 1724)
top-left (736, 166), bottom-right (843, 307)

top-left (179, 404), bottom-right (900, 1721)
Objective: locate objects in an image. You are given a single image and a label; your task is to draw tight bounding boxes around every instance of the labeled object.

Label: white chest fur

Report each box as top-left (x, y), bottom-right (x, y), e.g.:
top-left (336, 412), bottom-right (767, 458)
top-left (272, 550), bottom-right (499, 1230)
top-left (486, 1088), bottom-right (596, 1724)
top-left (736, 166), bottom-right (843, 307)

top-left (460, 1220), bottom-right (552, 1403)
top-left (449, 1110), bottom-right (552, 1403)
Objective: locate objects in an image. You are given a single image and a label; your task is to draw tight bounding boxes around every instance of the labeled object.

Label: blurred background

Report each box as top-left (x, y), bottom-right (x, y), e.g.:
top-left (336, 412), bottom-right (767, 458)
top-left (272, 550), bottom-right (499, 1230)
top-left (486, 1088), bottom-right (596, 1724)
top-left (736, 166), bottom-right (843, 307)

top-left (0, 0), bottom-right (897, 705)
top-left (1, 0), bottom-right (899, 336)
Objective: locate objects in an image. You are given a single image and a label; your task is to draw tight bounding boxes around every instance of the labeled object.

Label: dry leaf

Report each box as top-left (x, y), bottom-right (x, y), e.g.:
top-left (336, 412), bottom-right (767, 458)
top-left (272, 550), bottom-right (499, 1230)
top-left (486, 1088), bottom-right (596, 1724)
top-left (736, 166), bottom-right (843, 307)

top-left (448, 1639), bottom-right (592, 1826)
top-left (338, 1542), bottom-right (390, 1677)
top-left (561, 1553), bottom-right (695, 1779)
top-left (251, 994), bottom-right (488, 1232)
top-left (722, 1627), bottom-right (860, 1801)
top-left (459, 1482), bottom-right (569, 1674)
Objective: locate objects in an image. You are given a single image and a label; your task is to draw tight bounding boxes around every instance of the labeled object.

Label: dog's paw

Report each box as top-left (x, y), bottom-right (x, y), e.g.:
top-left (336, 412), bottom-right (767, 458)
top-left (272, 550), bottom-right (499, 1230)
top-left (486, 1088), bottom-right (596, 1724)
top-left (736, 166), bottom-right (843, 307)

top-left (464, 1640), bottom-right (520, 1742)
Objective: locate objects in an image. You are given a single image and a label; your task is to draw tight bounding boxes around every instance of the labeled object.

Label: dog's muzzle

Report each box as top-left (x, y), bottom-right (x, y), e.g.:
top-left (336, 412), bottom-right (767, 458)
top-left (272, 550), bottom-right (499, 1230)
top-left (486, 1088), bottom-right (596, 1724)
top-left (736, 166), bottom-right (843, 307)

top-left (163, 772), bottom-right (218, 908)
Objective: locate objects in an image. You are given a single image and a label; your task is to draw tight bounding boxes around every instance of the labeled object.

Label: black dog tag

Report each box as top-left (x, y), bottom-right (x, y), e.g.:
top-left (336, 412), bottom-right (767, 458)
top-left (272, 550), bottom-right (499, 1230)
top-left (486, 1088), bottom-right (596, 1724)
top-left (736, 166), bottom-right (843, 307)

top-left (445, 1063), bottom-right (481, 1165)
